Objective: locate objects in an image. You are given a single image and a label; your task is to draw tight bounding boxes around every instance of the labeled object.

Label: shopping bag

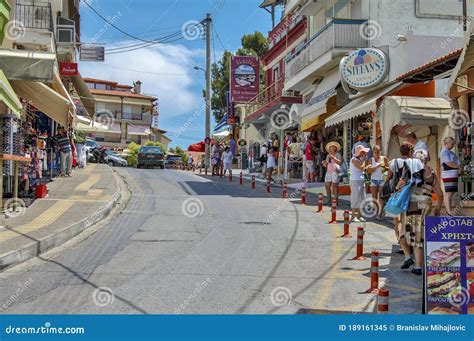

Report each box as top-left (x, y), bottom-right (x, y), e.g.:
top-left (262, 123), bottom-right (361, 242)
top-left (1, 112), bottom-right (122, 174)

top-left (384, 180), bottom-right (414, 215)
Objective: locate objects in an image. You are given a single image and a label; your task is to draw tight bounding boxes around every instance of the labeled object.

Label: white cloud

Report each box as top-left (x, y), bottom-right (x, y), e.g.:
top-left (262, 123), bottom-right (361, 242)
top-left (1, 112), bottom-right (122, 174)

top-left (79, 43), bottom-right (205, 117)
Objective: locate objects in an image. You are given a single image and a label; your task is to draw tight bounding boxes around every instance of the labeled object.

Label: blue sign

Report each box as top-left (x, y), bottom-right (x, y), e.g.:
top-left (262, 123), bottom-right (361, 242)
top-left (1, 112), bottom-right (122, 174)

top-left (424, 216), bottom-right (474, 315)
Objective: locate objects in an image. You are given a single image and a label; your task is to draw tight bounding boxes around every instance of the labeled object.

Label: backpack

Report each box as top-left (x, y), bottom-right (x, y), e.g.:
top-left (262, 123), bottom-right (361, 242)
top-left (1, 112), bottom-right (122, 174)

top-left (380, 159), bottom-right (411, 202)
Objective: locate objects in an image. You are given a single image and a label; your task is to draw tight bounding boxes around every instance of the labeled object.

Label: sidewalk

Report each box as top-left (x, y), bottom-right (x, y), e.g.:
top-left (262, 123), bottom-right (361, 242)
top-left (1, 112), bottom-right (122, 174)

top-left (0, 164), bottom-right (125, 271)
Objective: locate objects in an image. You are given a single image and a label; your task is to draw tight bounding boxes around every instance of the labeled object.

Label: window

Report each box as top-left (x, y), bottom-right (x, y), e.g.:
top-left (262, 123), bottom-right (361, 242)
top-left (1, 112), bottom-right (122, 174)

top-left (95, 83), bottom-right (106, 90)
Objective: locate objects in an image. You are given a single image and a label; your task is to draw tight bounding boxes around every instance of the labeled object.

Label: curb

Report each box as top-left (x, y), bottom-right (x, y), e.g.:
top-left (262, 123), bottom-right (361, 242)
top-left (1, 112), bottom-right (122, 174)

top-left (0, 166), bottom-right (127, 272)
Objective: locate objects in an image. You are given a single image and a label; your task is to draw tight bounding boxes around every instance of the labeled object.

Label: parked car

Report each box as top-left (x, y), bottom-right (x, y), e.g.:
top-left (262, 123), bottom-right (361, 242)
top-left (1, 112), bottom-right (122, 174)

top-left (165, 154), bottom-right (182, 168)
top-left (85, 139), bottom-right (101, 163)
top-left (137, 146), bottom-right (165, 169)
top-left (104, 149), bottom-right (128, 167)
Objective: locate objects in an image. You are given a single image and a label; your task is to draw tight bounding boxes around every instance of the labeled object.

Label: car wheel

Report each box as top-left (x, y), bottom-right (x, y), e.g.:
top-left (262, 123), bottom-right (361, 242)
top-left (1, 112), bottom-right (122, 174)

top-left (107, 161), bottom-right (115, 167)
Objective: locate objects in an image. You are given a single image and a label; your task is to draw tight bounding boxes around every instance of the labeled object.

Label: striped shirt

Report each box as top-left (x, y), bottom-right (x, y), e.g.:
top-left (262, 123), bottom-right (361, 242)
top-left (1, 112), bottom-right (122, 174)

top-left (57, 134), bottom-right (71, 153)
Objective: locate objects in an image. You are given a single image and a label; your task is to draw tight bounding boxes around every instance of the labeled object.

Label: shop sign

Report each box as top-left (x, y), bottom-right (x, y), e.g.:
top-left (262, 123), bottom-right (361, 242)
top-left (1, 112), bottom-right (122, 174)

top-left (80, 45), bottom-right (105, 62)
top-left (226, 91), bottom-right (235, 125)
top-left (424, 216), bottom-right (474, 315)
top-left (59, 62), bottom-right (78, 76)
top-left (151, 115), bottom-right (159, 129)
top-left (340, 48), bottom-right (388, 90)
top-left (230, 56), bottom-right (260, 103)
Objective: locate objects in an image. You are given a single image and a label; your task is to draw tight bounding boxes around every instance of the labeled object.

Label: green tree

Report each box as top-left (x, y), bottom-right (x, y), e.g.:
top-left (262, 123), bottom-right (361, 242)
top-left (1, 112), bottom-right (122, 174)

top-left (209, 31), bottom-right (268, 123)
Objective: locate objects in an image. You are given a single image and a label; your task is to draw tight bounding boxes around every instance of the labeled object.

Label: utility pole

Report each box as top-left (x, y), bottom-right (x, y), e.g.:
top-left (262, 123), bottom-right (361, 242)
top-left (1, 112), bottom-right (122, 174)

top-left (463, 0), bottom-right (468, 32)
top-left (205, 13), bottom-right (212, 170)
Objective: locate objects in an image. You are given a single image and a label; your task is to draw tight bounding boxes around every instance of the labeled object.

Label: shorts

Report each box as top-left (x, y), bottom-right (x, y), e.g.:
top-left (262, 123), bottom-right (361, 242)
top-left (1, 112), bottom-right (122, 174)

top-left (370, 179), bottom-right (385, 187)
top-left (325, 172), bottom-right (339, 183)
top-left (306, 160), bottom-right (315, 173)
top-left (223, 162), bottom-right (232, 171)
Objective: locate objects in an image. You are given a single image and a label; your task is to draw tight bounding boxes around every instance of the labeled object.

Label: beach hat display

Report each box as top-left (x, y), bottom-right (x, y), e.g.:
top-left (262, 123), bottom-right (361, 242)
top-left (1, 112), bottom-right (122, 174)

top-left (325, 141), bottom-right (341, 153)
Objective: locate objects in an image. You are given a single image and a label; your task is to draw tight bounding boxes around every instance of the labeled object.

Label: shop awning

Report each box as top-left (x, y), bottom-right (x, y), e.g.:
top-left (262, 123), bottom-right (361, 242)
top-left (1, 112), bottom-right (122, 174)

top-left (213, 129), bottom-right (230, 137)
top-left (70, 72), bottom-right (96, 117)
top-left (0, 69), bottom-right (22, 118)
top-left (302, 70), bottom-right (339, 119)
top-left (448, 22), bottom-right (474, 96)
top-left (380, 96), bottom-right (452, 154)
top-left (51, 71), bottom-right (76, 120)
top-left (325, 82), bottom-right (403, 127)
top-left (76, 116), bottom-right (121, 133)
top-left (0, 49), bottom-right (55, 82)
top-left (11, 80), bottom-right (71, 127)
top-left (127, 123), bottom-right (151, 136)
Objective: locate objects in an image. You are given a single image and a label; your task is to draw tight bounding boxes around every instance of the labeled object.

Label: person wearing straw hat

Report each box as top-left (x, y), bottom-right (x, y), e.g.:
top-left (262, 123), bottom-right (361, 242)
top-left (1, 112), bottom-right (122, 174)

top-left (323, 141), bottom-right (342, 205)
top-left (350, 144), bottom-right (370, 222)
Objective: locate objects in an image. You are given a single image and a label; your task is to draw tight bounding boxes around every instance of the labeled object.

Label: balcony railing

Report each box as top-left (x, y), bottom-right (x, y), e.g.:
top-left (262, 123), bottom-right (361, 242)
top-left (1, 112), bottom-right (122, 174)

top-left (117, 111), bottom-right (146, 121)
top-left (15, 2), bottom-right (53, 31)
top-left (286, 19), bottom-right (368, 80)
top-left (245, 78), bottom-right (301, 115)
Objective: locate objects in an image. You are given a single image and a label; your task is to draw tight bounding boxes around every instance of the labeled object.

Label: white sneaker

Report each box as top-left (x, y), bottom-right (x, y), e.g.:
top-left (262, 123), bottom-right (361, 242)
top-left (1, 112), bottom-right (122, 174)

top-left (360, 217), bottom-right (366, 222)
top-left (352, 217), bottom-right (361, 223)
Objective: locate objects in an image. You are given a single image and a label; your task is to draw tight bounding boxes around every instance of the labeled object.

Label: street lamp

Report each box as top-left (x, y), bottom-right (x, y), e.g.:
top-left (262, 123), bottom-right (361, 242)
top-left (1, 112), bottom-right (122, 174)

top-left (194, 66), bottom-right (205, 72)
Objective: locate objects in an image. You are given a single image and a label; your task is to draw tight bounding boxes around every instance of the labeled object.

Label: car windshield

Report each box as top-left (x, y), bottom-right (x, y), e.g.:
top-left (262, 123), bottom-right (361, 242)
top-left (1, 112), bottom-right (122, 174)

top-left (86, 140), bottom-right (99, 148)
top-left (141, 147), bottom-right (163, 154)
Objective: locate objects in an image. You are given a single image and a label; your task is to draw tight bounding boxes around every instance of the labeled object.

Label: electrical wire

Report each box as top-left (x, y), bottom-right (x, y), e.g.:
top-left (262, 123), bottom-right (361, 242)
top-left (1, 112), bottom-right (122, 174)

top-left (101, 63), bottom-right (192, 76)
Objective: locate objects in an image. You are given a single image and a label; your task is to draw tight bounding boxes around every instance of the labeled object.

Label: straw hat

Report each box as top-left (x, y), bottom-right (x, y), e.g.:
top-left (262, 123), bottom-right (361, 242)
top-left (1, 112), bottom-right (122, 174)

top-left (325, 141), bottom-right (341, 153)
top-left (354, 144), bottom-right (370, 157)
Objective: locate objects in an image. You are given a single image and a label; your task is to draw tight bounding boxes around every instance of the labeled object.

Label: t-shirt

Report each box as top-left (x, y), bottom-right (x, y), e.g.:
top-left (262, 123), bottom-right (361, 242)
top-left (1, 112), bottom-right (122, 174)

top-left (56, 134), bottom-right (71, 153)
top-left (260, 145), bottom-right (268, 157)
top-left (305, 143), bottom-right (314, 161)
top-left (440, 148), bottom-right (460, 178)
top-left (326, 152), bottom-right (342, 175)
top-left (222, 151), bottom-right (233, 164)
top-left (389, 157), bottom-right (424, 185)
top-left (414, 140), bottom-right (429, 154)
top-left (289, 142), bottom-right (301, 157)
top-left (267, 154), bottom-right (276, 168)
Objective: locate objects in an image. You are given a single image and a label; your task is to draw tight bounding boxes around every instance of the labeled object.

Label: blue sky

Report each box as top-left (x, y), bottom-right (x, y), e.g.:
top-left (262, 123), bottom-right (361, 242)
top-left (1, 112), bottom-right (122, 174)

top-left (79, 0), bottom-right (275, 148)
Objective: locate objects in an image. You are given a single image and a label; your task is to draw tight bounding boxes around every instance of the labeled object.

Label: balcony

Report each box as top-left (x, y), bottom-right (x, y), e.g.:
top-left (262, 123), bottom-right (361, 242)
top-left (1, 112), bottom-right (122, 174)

top-left (285, 19), bottom-right (368, 90)
top-left (244, 78), bottom-right (302, 123)
top-left (116, 111), bottom-right (151, 123)
top-left (14, 2), bottom-right (54, 51)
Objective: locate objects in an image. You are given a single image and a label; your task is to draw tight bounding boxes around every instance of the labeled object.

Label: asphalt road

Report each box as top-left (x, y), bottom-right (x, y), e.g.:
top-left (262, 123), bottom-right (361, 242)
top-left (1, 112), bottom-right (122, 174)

top-left (0, 168), bottom-right (422, 314)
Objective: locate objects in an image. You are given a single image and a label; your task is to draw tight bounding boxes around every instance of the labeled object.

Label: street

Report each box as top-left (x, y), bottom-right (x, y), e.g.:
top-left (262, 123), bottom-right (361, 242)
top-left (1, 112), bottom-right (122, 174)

top-left (0, 169), bottom-right (421, 314)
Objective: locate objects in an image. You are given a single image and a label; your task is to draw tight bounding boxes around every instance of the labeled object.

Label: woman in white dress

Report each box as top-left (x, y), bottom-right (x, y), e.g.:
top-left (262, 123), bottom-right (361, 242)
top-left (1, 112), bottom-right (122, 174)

top-left (222, 146), bottom-right (233, 177)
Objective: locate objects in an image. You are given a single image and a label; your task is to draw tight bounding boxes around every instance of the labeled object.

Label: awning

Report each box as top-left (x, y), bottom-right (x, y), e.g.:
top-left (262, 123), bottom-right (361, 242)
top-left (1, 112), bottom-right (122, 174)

top-left (380, 96), bottom-right (452, 154)
top-left (75, 116), bottom-right (121, 133)
top-left (0, 69), bottom-right (22, 118)
top-left (301, 112), bottom-right (330, 131)
top-left (0, 49), bottom-right (55, 82)
top-left (51, 71), bottom-right (76, 120)
top-left (213, 129), bottom-right (230, 137)
top-left (325, 82), bottom-right (403, 127)
top-left (448, 22), bottom-right (474, 96)
top-left (127, 123), bottom-right (151, 136)
top-left (301, 70), bottom-right (339, 119)
top-left (214, 114), bottom-right (228, 132)
top-left (70, 72), bottom-right (96, 117)
top-left (11, 80), bottom-right (71, 127)
top-left (259, 0), bottom-right (282, 8)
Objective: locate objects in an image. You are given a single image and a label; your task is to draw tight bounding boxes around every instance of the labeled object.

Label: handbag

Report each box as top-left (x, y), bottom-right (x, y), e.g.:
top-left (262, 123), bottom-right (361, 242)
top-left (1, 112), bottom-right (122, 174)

top-left (384, 179), bottom-right (414, 215)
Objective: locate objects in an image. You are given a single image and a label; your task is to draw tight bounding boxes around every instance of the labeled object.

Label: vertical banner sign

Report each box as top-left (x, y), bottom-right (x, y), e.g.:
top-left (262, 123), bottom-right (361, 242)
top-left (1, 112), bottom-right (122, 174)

top-left (226, 91), bottom-right (235, 125)
top-left (230, 56), bottom-right (260, 103)
top-left (424, 216), bottom-right (474, 315)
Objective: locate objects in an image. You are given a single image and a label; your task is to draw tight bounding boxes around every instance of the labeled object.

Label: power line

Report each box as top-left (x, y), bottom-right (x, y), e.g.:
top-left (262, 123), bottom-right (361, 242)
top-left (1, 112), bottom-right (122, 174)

top-left (101, 63), bottom-right (192, 76)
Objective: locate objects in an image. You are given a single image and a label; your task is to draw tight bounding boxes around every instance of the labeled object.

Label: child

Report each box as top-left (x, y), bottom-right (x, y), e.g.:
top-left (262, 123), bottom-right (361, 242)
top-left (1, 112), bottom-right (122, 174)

top-left (266, 147), bottom-right (277, 181)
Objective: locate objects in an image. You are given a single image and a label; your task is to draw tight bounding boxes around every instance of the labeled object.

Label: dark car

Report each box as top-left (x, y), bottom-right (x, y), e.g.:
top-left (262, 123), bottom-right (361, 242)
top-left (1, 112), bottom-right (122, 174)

top-left (137, 146), bottom-right (165, 169)
top-left (165, 154), bottom-right (182, 168)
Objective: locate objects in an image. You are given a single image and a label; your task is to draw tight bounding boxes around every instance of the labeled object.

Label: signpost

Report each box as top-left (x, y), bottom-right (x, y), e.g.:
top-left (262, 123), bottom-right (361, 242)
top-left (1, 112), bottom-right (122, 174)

top-left (80, 45), bottom-right (105, 62)
top-left (424, 216), bottom-right (474, 315)
top-left (230, 56), bottom-right (260, 103)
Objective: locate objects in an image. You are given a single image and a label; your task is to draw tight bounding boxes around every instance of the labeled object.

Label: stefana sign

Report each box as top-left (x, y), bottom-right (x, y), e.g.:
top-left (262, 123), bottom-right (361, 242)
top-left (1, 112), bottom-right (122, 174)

top-left (340, 48), bottom-right (388, 90)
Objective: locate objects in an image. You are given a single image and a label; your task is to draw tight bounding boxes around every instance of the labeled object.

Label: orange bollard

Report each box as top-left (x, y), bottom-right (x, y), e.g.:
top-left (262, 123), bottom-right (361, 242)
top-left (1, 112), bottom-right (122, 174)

top-left (199, 164), bottom-right (202, 174)
top-left (301, 186), bottom-right (306, 205)
top-left (340, 210), bottom-right (352, 238)
top-left (239, 172), bottom-right (243, 185)
top-left (377, 288), bottom-right (389, 314)
top-left (251, 175), bottom-right (256, 189)
top-left (366, 250), bottom-right (380, 294)
top-left (318, 193), bottom-right (323, 212)
top-left (266, 178), bottom-right (271, 193)
top-left (352, 226), bottom-right (366, 260)
top-left (329, 199), bottom-right (337, 223)
top-left (282, 182), bottom-right (288, 198)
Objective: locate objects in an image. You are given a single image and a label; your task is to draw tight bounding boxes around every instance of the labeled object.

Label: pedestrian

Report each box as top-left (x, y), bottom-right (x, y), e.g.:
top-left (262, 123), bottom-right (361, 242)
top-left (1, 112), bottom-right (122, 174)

top-left (260, 142), bottom-right (268, 176)
top-left (188, 153), bottom-right (194, 170)
top-left (323, 141), bottom-right (342, 205)
top-left (350, 144), bottom-right (370, 222)
top-left (352, 135), bottom-right (372, 159)
top-left (367, 145), bottom-right (389, 220)
top-left (222, 146), bottom-right (233, 176)
top-left (440, 136), bottom-right (461, 215)
top-left (55, 127), bottom-right (73, 177)
top-left (305, 136), bottom-right (315, 183)
top-left (211, 142), bottom-right (219, 173)
top-left (401, 149), bottom-right (443, 275)
top-left (406, 132), bottom-right (429, 157)
top-left (266, 147), bottom-right (277, 182)
top-left (288, 136), bottom-right (302, 178)
top-left (386, 142), bottom-right (425, 270)
top-left (229, 134), bottom-right (236, 160)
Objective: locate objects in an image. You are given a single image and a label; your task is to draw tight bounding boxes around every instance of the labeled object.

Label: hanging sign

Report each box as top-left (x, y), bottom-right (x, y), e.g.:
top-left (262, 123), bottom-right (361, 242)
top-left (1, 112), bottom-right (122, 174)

top-left (340, 48), bottom-right (388, 90)
top-left (230, 56), bottom-right (260, 103)
top-left (226, 91), bottom-right (235, 125)
top-left (59, 62), bottom-right (78, 76)
top-left (424, 216), bottom-right (474, 315)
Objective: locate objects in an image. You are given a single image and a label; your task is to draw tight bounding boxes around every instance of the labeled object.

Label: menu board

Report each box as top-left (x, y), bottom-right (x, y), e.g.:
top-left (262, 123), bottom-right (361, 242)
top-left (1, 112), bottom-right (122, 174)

top-left (425, 217), bottom-right (474, 315)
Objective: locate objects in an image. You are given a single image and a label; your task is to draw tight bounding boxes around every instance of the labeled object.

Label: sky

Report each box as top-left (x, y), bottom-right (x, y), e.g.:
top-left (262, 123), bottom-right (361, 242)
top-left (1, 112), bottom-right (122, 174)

top-left (79, 0), bottom-right (274, 148)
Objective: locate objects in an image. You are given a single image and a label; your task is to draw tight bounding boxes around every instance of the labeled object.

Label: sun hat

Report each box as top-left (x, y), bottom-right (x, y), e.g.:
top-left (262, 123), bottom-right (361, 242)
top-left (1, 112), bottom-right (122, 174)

top-left (325, 141), bottom-right (341, 153)
top-left (354, 144), bottom-right (370, 157)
